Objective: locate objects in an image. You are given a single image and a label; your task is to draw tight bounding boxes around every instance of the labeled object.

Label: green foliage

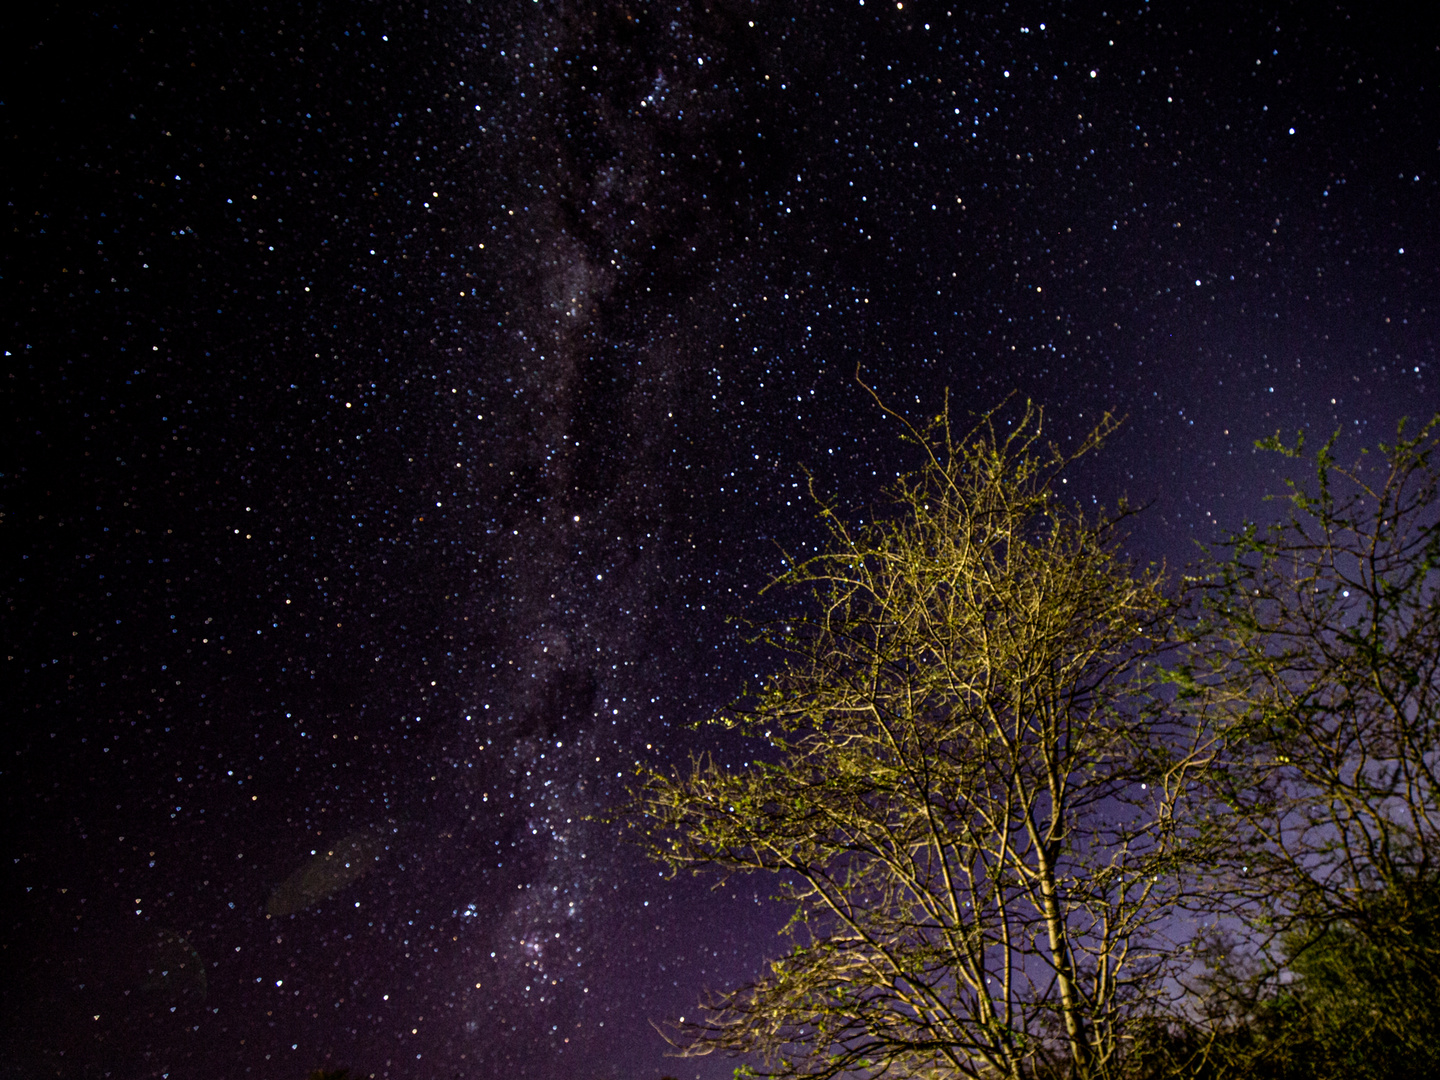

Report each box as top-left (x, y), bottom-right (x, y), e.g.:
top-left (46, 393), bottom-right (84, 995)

top-left (1276, 877), bottom-right (1440, 1078)
top-left (626, 397), bottom-right (1440, 1080)
top-left (1191, 411), bottom-right (1440, 938)
top-left (1126, 878), bottom-right (1440, 1080)
top-left (1135, 412), bottom-right (1440, 1080)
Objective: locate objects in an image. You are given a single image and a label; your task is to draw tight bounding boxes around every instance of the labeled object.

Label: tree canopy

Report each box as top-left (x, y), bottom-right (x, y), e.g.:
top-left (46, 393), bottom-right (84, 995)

top-left (631, 399), bottom-right (1220, 1079)
top-left (626, 400), bottom-right (1440, 1080)
top-left (1158, 414), bottom-right (1440, 1080)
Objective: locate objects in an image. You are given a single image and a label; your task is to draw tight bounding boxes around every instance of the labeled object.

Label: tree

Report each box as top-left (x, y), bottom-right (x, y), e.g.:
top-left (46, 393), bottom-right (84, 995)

top-left (630, 398), bottom-right (1217, 1080)
top-left (1166, 414), bottom-right (1440, 1079)
top-left (1273, 878), bottom-right (1440, 1078)
top-left (1132, 879), bottom-right (1440, 1080)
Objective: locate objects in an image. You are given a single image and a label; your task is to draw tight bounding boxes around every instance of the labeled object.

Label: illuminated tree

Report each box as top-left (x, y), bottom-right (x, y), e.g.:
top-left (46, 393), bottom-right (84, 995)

top-left (631, 397), bottom-right (1218, 1080)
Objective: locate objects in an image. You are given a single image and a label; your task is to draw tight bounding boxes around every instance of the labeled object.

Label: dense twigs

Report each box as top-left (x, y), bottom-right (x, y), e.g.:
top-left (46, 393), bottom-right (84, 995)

top-left (1155, 414), bottom-right (1440, 1080)
top-left (623, 397), bottom-right (1440, 1080)
top-left (628, 398), bottom-right (1219, 1080)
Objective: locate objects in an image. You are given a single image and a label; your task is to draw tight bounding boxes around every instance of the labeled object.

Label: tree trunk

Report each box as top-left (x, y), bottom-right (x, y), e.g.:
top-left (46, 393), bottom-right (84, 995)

top-left (1038, 854), bottom-right (1092, 1077)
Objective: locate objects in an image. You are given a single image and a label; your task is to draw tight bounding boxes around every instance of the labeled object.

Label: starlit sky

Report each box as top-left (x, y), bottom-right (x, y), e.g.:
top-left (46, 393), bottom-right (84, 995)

top-left (4, 1), bottom-right (1435, 1077)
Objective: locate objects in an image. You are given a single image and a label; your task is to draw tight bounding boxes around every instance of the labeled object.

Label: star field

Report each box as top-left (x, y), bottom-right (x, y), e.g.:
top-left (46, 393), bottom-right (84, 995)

top-left (4, 1), bottom-right (1436, 1077)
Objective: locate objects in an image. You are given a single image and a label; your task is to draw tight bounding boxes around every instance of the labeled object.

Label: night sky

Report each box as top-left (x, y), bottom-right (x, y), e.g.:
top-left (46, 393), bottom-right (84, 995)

top-left (4, 1), bottom-right (1436, 1076)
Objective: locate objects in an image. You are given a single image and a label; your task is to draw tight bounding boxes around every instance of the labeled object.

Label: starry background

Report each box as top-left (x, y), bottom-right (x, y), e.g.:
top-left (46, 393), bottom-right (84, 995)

top-left (3, 1), bottom-right (1435, 1077)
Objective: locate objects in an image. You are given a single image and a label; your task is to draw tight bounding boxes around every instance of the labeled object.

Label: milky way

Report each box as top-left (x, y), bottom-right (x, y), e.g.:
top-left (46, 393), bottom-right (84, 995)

top-left (6, 1), bottom-right (1435, 1077)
